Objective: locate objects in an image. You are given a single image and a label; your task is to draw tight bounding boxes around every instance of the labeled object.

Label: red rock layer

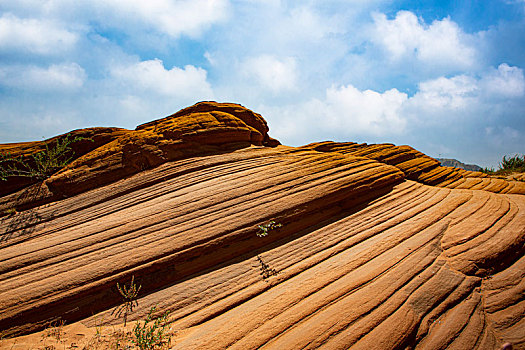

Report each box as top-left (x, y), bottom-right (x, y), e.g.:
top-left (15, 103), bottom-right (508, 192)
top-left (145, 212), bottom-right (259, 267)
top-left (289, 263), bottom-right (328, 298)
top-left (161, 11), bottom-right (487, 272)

top-left (0, 105), bottom-right (524, 349)
top-left (0, 146), bottom-right (403, 337)
top-left (303, 141), bottom-right (525, 194)
top-left (0, 102), bottom-right (280, 209)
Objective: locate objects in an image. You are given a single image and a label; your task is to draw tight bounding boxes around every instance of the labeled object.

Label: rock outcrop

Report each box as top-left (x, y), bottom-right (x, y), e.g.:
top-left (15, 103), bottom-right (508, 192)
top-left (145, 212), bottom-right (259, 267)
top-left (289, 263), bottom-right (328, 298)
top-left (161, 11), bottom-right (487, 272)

top-left (303, 141), bottom-right (525, 194)
top-left (0, 103), bottom-right (523, 349)
top-left (436, 158), bottom-right (483, 172)
top-left (0, 102), bottom-right (279, 211)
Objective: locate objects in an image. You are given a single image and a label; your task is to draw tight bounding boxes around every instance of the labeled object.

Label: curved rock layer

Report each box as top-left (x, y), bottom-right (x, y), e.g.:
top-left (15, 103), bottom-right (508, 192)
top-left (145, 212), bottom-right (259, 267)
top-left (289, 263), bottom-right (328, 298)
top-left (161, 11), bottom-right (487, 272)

top-left (0, 146), bottom-right (404, 337)
top-left (304, 141), bottom-right (525, 194)
top-left (0, 106), bottom-right (524, 349)
top-left (0, 145), bottom-right (524, 349)
top-left (0, 102), bottom-right (279, 202)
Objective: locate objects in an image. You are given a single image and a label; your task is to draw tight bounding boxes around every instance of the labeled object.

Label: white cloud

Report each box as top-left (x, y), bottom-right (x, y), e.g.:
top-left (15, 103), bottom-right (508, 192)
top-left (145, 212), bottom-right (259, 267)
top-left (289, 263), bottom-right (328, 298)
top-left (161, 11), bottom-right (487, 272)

top-left (480, 63), bottom-right (525, 98)
top-left (7, 0), bottom-right (230, 39)
top-left (323, 85), bottom-right (408, 134)
top-left (241, 55), bottom-right (298, 92)
top-left (0, 63), bottom-right (86, 91)
top-left (264, 84), bottom-right (408, 144)
top-left (96, 0), bottom-right (230, 38)
top-left (372, 11), bottom-right (476, 68)
top-left (0, 13), bottom-right (77, 54)
top-left (407, 63), bottom-right (524, 116)
top-left (110, 59), bottom-right (213, 99)
top-left (410, 75), bottom-right (478, 110)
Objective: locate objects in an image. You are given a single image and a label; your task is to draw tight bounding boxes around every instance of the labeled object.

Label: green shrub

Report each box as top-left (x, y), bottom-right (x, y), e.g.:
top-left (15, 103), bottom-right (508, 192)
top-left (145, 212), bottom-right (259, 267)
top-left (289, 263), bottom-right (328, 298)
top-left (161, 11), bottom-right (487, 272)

top-left (112, 275), bottom-right (141, 327)
top-left (133, 306), bottom-right (171, 350)
top-left (0, 133), bottom-right (91, 181)
top-left (500, 154), bottom-right (525, 171)
top-left (481, 154), bottom-right (525, 175)
top-left (257, 220), bottom-right (282, 237)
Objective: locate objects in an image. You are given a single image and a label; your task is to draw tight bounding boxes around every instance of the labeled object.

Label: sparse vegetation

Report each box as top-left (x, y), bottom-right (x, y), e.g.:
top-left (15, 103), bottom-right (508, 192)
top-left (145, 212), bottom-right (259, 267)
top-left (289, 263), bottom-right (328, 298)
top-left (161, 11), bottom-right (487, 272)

top-left (113, 275), bottom-right (142, 327)
top-left (0, 133), bottom-right (92, 181)
top-left (45, 319), bottom-right (66, 342)
top-left (3, 207), bottom-right (17, 216)
top-left (257, 220), bottom-right (282, 237)
top-left (482, 154), bottom-right (525, 175)
top-left (132, 306), bottom-right (172, 350)
top-left (39, 318), bottom-right (66, 350)
top-left (256, 255), bottom-right (278, 280)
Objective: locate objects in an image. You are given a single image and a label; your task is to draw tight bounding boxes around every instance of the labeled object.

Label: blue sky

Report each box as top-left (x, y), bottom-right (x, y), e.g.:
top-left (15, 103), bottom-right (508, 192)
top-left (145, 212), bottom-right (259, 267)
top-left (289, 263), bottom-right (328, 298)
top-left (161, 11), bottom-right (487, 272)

top-left (1, 0), bottom-right (524, 167)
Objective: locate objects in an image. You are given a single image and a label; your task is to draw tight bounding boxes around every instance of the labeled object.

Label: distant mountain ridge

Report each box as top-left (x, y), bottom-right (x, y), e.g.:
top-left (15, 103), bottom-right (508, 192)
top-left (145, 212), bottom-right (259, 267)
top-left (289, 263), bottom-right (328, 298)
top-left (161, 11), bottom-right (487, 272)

top-left (436, 158), bottom-right (482, 172)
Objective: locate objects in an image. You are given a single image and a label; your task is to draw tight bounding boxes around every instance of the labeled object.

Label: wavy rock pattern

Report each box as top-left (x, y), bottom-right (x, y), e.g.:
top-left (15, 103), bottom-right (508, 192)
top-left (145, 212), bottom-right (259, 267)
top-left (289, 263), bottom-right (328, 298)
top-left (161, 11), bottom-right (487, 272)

top-left (0, 104), bottom-right (524, 349)
top-left (304, 141), bottom-right (525, 194)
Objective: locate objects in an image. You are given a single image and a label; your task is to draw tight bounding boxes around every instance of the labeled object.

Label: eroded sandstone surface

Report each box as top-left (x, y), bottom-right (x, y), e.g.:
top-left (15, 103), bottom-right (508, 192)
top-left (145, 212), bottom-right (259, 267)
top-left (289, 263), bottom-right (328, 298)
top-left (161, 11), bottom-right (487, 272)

top-left (0, 102), bottom-right (523, 349)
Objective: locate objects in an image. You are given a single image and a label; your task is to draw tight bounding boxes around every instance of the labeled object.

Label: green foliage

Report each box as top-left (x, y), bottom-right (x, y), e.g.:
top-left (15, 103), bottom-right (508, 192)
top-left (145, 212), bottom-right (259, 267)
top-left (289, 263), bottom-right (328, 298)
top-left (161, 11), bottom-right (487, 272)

top-left (0, 133), bottom-right (92, 181)
top-left (257, 220), bottom-right (282, 237)
top-left (481, 154), bottom-right (525, 175)
top-left (113, 275), bottom-right (141, 327)
top-left (3, 207), bottom-right (17, 216)
top-left (481, 166), bottom-right (495, 174)
top-left (500, 154), bottom-right (525, 171)
top-left (132, 306), bottom-right (171, 350)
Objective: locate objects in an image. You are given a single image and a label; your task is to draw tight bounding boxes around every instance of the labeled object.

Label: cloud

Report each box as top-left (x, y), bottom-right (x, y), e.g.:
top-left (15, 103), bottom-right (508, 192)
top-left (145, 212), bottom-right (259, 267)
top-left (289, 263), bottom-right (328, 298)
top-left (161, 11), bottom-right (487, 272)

top-left (323, 85), bottom-right (408, 134)
top-left (264, 84), bottom-right (408, 145)
top-left (1, 0), bottom-right (230, 39)
top-left (0, 63), bottom-right (86, 91)
top-left (406, 63), bottom-right (524, 118)
top-left (372, 11), bottom-right (476, 69)
top-left (0, 13), bottom-right (78, 54)
top-left (110, 59), bottom-right (214, 100)
top-left (409, 75), bottom-right (478, 110)
top-left (241, 55), bottom-right (298, 93)
top-left (480, 63), bottom-right (525, 98)
top-left (95, 0), bottom-right (230, 38)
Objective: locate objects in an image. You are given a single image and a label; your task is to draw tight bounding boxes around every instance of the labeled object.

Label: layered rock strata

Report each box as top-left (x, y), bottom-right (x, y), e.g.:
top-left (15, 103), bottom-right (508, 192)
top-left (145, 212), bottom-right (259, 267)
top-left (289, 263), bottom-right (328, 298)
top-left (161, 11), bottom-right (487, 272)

top-left (0, 103), bottom-right (523, 349)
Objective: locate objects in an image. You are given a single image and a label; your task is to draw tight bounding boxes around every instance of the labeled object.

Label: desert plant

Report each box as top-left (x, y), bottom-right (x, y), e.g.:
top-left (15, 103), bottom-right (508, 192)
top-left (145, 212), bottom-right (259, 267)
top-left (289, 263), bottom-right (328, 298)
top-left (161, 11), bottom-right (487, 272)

top-left (481, 166), bottom-right (495, 174)
top-left (45, 319), bottom-right (66, 342)
top-left (3, 208), bottom-right (17, 216)
top-left (257, 220), bottom-right (282, 237)
top-left (132, 306), bottom-right (172, 350)
top-left (0, 133), bottom-right (92, 181)
top-left (482, 154), bottom-right (525, 175)
top-left (112, 275), bottom-right (141, 327)
top-left (500, 154), bottom-right (525, 171)
top-left (256, 255), bottom-right (278, 280)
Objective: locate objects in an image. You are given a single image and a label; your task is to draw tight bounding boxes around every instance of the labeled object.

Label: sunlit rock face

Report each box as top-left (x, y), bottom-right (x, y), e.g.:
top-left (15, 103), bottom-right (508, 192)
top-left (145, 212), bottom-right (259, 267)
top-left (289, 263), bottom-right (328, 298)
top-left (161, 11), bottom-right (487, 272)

top-left (0, 102), bottom-right (523, 349)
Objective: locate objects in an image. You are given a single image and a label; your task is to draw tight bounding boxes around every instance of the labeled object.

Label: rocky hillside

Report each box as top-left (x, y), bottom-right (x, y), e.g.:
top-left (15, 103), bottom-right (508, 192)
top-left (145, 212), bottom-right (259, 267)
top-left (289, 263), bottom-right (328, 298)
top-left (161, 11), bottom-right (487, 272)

top-left (0, 102), bottom-right (524, 349)
top-left (436, 158), bottom-right (483, 172)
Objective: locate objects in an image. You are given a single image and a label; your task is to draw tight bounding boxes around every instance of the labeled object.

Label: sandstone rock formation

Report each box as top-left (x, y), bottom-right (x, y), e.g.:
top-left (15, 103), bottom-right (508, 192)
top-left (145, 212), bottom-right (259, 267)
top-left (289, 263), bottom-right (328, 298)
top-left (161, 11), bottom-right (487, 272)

top-left (303, 141), bottom-right (525, 194)
top-left (0, 102), bottom-right (523, 349)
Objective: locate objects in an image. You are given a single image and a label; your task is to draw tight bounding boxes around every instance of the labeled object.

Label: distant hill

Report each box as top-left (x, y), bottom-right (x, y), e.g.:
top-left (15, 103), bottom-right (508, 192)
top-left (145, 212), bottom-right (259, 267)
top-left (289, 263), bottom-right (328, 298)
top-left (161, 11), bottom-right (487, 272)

top-left (436, 158), bottom-right (482, 172)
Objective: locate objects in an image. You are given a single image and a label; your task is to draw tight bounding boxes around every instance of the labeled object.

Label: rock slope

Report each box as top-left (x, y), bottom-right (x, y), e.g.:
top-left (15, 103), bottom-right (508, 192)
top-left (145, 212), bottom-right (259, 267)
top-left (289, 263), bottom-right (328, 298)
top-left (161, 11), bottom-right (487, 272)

top-left (0, 102), bottom-right (523, 349)
top-left (303, 141), bottom-right (525, 194)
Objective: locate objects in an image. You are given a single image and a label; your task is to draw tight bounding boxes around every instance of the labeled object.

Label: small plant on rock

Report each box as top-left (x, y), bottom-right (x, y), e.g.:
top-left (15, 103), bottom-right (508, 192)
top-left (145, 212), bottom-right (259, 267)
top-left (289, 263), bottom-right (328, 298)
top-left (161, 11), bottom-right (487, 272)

top-left (133, 306), bottom-right (172, 350)
top-left (256, 255), bottom-right (278, 280)
top-left (0, 133), bottom-right (92, 181)
top-left (257, 220), bottom-right (282, 237)
top-left (3, 207), bottom-right (17, 216)
top-left (112, 275), bottom-right (141, 327)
